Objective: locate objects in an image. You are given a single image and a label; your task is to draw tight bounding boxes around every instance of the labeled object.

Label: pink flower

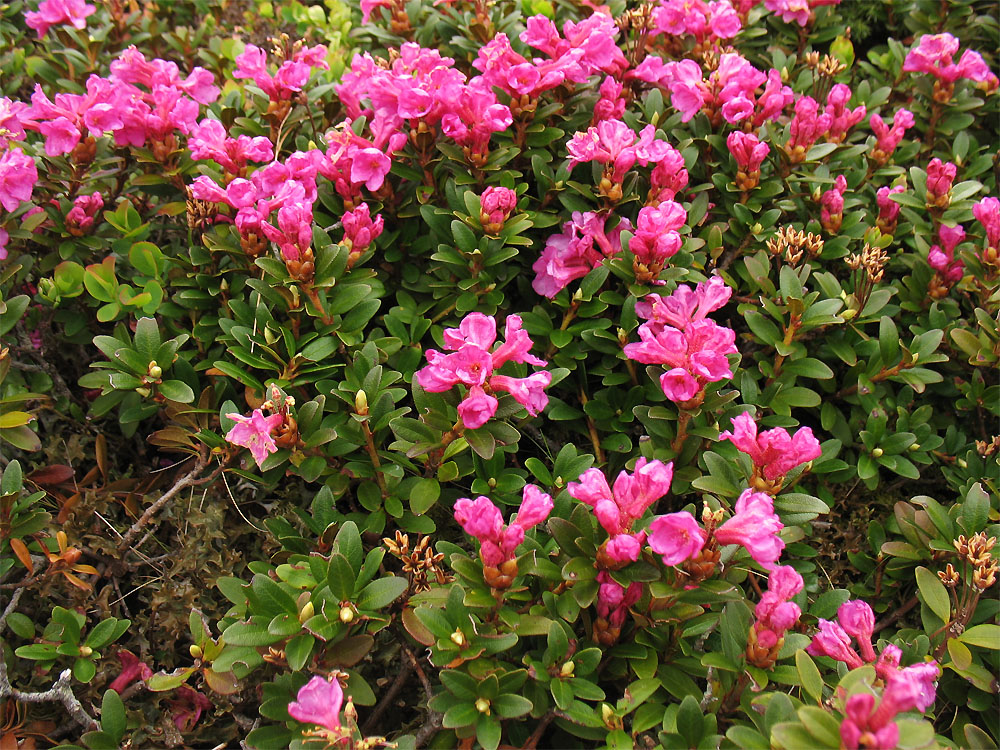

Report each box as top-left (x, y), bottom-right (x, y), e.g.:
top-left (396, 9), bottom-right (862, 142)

top-left (480, 186), bottom-right (518, 234)
top-left (751, 565), bottom-right (803, 651)
top-left (0, 148), bottom-right (38, 212)
top-left (904, 33), bottom-right (999, 88)
top-left (567, 119), bottom-right (672, 184)
top-left (415, 313), bottom-right (549, 428)
top-left (0, 98), bottom-right (29, 148)
top-left (927, 223), bottom-right (965, 283)
top-left (25, 0), bottom-right (95, 38)
top-left (533, 211), bottom-right (629, 298)
top-left (66, 191), bottom-right (103, 234)
top-left (807, 618), bottom-right (864, 668)
top-left (225, 409), bottom-right (285, 468)
top-left (288, 675), bottom-right (345, 734)
top-left (648, 511), bottom-right (707, 566)
top-left (108, 650), bottom-right (152, 694)
top-left (188, 118), bottom-right (273, 175)
top-left (870, 109), bottom-right (914, 161)
top-left (649, 146), bottom-right (689, 204)
top-left (569, 459), bottom-right (674, 538)
top-left (837, 600), bottom-right (876, 662)
top-left (342, 202), bottom-right (384, 252)
top-left (787, 95), bottom-right (832, 158)
top-left (824, 84), bottom-right (866, 143)
top-left (727, 131), bottom-right (769, 174)
top-left (840, 694), bottom-right (899, 750)
top-left (765, 0), bottom-right (840, 25)
top-left (593, 76), bottom-right (627, 124)
top-left (0, 227), bottom-right (8, 260)
top-left (719, 412), bottom-right (822, 483)
top-left (234, 44), bottom-right (328, 102)
top-left (714, 489), bottom-right (784, 569)
top-left (973, 196), bottom-right (1000, 250)
top-left (454, 486), bottom-right (552, 567)
top-left (168, 686), bottom-right (212, 732)
top-left (635, 276), bottom-right (732, 331)
top-left (876, 186), bottom-right (904, 231)
top-left (629, 202), bottom-right (686, 268)
top-left (926, 158), bottom-right (957, 203)
top-left (821, 174), bottom-right (848, 233)
top-left (596, 571), bottom-right (642, 628)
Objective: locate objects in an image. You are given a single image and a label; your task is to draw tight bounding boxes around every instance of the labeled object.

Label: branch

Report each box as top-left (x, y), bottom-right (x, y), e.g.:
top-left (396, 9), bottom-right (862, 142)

top-left (0, 663), bottom-right (97, 731)
top-left (116, 450), bottom-right (210, 554)
top-left (0, 588), bottom-right (25, 633)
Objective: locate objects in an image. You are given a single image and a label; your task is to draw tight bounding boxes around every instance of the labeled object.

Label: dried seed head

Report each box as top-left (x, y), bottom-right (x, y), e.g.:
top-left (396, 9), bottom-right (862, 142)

top-left (938, 563), bottom-right (960, 587)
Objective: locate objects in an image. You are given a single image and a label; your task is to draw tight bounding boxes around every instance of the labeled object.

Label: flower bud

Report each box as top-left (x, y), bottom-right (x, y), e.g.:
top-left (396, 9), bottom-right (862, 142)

top-left (147, 361), bottom-right (162, 379)
top-left (560, 661), bottom-right (575, 677)
top-left (299, 601), bottom-right (315, 623)
top-left (339, 606), bottom-right (355, 624)
top-left (475, 698), bottom-right (491, 714)
top-left (79, 646), bottom-right (93, 657)
top-left (190, 644), bottom-right (203, 659)
top-left (450, 629), bottom-right (466, 647)
top-left (355, 389), bottom-right (369, 415)
top-left (871, 447), bottom-right (884, 457)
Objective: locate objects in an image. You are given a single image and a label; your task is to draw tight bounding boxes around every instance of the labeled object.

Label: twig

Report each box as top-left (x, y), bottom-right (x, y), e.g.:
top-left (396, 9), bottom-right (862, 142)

top-left (0, 589), bottom-right (25, 633)
top-left (396, 636), bottom-right (442, 749)
top-left (0, 664), bottom-right (97, 731)
top-left (874, 595), bottom-right (919, 634)
top-left (116, 450), bottom-right (209, 554)
top-left (362, 654), bottom-right (414, 734)
top-left (522, 710), bottom-right (557, 749)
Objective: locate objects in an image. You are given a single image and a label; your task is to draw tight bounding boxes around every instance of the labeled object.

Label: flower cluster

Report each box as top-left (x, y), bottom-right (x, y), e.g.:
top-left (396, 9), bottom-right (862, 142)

top-left (568, 458), bottom-right (674, 566)
top-left (624, 277), bottom-right (737, 404)
top-left (25, 0), bottom-right (95, 38)
top-left (764, 0), bottom-right (840, 26)
top-left (927, 223), bottom-right (966, 295)
top-left (820, 174), bottom-right (848, 233)
top-left (453, 486), bottom-right (553, 588)
top-left (479, 186), bottom-right (518, 235)
top-left (719, 411), bottom-right (822, 491)
top-left (876, 184), bottom-right (905, 234)
top-left (925, 157), bottom-right (957, 209)
top-left (630, 201), bottom-right (687, 282)
top-left (869, 108), bottom-right (915, 165)
top-left (648, 488), bottom-right (785, 570)
top-left (188, 119), bottom-right (274, 177)
top-left (728, 131), bottom-right (769, 190)
top-left (234, 43), bottom-right (329, 104)
top-left (746, 565), bottom-right (803, 668)
top-left (567, 119), bottom-right (675, 202)
top-left (66, 191), bottom-right (103, 236)
top-left (824, 84), bottom-right (867, 143)
top-left (649, 0), bottom-right (742, 46)
top-left (415, 313), bottom-right (551, 429)
top-left (785, 95), bottom-right (830, 161)
top-left (288, 675), bottom-right (346, 740)
top-left (595, 572), bottom-right (642, 645)
top-left (973, 196), bottom-right (1000, 267)
top-left (903, 33), bottom-right (998, 96)
top-left (533, 211), bottom-right (630, 298)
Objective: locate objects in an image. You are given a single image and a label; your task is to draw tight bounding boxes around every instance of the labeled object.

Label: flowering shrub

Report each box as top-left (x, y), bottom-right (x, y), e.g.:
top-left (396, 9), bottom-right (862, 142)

top-left (0, 0), bottom-right (998, 749)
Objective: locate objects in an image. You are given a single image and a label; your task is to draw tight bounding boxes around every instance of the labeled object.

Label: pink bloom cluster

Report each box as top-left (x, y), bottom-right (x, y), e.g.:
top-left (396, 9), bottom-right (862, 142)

top-left (188, 119), bottom-right (273, 176)
top-left (786, 95), bottom-right (829, 158)
top-left (25, 46), bottom-right (219, 157)
top-left (596, 571), bottom-right (642, 630)
top-left (342, 203), bottom-right (384, 255)
top-left (624, 277), bottom-right (737, 403)
top-left (66, 191), bottom-right (103, 235)
top-left (169, 686), bottom-right (212, 733)
top-left (820, 174), bottom-right (848, 233)
top-left (567, 119), bottom-right (675, 185)
top-left (764, 0), bottom-right (839, 26)
top-left (234, 44), bottom-right (329, 103)
top-left (480, 186), bottom-right (518, 234)
top-left (926, 158), bottom-right (957, 207)
top-left (453, 486), bottom-right (553, 567)
top-left (593, 77), bottom-right (627, 124)
top-left (25, 0), bottom-right (94, 38)
top-left (751, 565), bottom-right (803, 649)
top-left (225, 409), bottom-right (284, 468)
top-left (633, 53), bottom-right (791, 126)
top-left (876, 185), bottom-right (905, 233)
top-left (533, 211), bottom-right (630, 298)
top-left (415, 313), bottom-right (551, 429)
top-left (630, 201), bottom-right (687, 272)
top-left (973, 196), bottom-right (1000, 265)
top-left (0, 148), bottom-right (37, 215)
top-left (568, 458), bottom-right (674, 565)
top-left (903, 33), bottom-right (998, 89)
top-left (927, 224), bottom-right (965, 284)
top-left (728, 131), bottom-right (769, 175)
top-left (720, 411), bottom-right (822, 486)
top-left (650, 0), bottom-right (742, 45)
top-left (649, 146), bottom-right (690, 205)
top-left (870, 109), bottom-right (915, 164)
top-left (825, 84), bottom-right (866, 143)
top-left (0, 98), bottom-right (29, 149)
top-left (288, 675), bottom-right (345, 736)
top-left (475, 14), bottom-right (627, 102)
top-left (648, 488), bottom-right (785, 569)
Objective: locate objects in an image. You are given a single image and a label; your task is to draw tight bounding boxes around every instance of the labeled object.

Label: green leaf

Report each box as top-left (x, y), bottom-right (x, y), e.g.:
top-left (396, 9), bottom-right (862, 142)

top-left (157, 380), bottom-right (195, 403)
top-left (676, 695), bottom-right (704, 748)
top-left (796, 649), bottom-right (824, 703)
top-left (878, 316), bottom-right (899, 365)
top-left (410, 478), bottom-right (440, 515)
top-left (327, 553), bottom-right (356, 601)
top-left (960, 624), bottom-right (1000, 649)
top-left (357, 576), bottom-right (408, 610)
top-left (915, 566), bottom-right (951, 624)
top-left (132, 317), bottom-right (161, 362)
top-left (285, 633), bottom-right (316, 671)
top-left (100, 689), bottom-right (127, 741)
top-left (492, 693), bottom-right (533, 719)
top-left (960, 483), bottom-right (990, 534)
top-left (74, 657), bottom-right (97, 682)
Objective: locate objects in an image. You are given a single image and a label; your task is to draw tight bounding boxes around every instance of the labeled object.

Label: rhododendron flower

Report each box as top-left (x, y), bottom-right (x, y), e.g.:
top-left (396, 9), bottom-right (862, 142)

top-left (66, 191), bottom-right (103, 235)
top-left (569, 459), bottom-right (674, 564)
top-left (748, 565), bottom-right (803, 667)
top-left (648, 511), bottom-right (707, 566)
top-left (821, 174), bottom-right (848, 233)
top-left (870, 109), bottom-right (914, 163)
top-left (0, 148), bottom-right (38, 212)
top-left (630, 202), bottom-right (686, 270)
top-left (926, 158), bottom-right (957, 207)
top-left (596, 571), bottom-right (642, 629)
top-left (973, 196), bottom-right (1000, 266)
top-left (648, 144), bottom-right (689, 204)
top-left (225, 409), bottom-right (284, 468)
top-left (786, 95), bottom-right (831, 160)
top-left (188, 119), bottom-right (273, 175)
top-left (108, 649), bottom-right (153, 694)
top-left (651, 0), bottom-right (742, 44)
top-left (168, 686), bottom-right (212, 732)
top-left (903, 33), bottom-right (999, 89)
top-left (415, 313), bottom-right (550, 428)
top-left (876, 185), bottom-right (905, 233)
top-left (765, 0), bottom-right (840, 26)
top-left (807, 617), bottom-right (864, 668)
top-left (453, 485), bottom-right (553, 567)
top-left (567, 119), bottom-right (673, 186)
top-left (0, 98), bottom-right (29, 148)
top-left (837, 600), bottom-right (877, 662)
top-left (714, 489), bottom-right (784, 568)
top-left (634, 276), bottom-right (732, 332)
top-left (840, 694), bottom-right (900, 750)
top-left (25, 0), bottom-right (95, 38)
top-left (234, 44), bottom-right (329, 102)
top-left (728, 131), bottom-right (769, 175)
top-left (593, 76), bottom-right (627, 123)
top-left (342, 202), bottom-right (384, 253)
top-left (288, 675), bottom-right (345, 734)
top-left (928, 223), bottom-right (965, 285)
top-left (533, 211), bottom-right (629, 298)
top-left (480, 186), bottom-right (518, 234)
top-left (0, 227), bottom-right (8, 261)
top-left (719, 411), bottom-right (822, 485)
top-left (824, 84), bottom-right (866, 143)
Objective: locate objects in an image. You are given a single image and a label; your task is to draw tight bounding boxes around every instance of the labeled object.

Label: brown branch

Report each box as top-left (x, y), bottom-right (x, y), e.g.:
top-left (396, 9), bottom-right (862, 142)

top-left (873, 595), bottom-right (919, 634)
top-left (362, 655), bottom-right (414, 734)
top-left (395, 632), bottom-right (442, 749)
top-left (116, 450), bottom-right (210, 554)
top-left (521, 711), bottom-right (557, 749)
top-left (0, 663), bottom-right (97, 731)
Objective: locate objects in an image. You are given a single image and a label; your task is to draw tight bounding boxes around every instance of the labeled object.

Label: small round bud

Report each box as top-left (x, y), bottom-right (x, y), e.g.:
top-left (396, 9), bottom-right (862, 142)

top-left (190, 644), bottom-right (203, 659)
top-left (355, 389), bottom-right (369, 415)
top-left (475, 698), bottom-right (491, 714)
top-left (299, 601), bottom-right (315, 623)
top-left (450, 629), bottom-right (466, 647)
top-left (909, 443), bottom-right (921, 452)
top-left (559, 661), bottom-right (575, 677)
top-left (871, 447), bottom-right (884, 458)
top-left (79, 646), bottom-right (93, 657)
top-left (339, 606), bottom-right (355, 624)
top-left (147, 363), bottom-right (163, 379)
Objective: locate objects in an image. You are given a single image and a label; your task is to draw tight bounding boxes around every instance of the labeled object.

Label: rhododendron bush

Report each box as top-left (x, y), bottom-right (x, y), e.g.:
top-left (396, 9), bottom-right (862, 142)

top-left (1, 0), bottom-right (999, 747)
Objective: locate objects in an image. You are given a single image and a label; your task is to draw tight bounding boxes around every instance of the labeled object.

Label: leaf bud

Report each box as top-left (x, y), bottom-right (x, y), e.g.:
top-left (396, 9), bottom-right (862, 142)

top-left (299, 601), bottom-right (315, 623)
top-left (560, 661), bottom-right (575, 677)
top-left (339, 606), bottom-right (355, 624)
top-left (79, 646), bottom-right (93, 657)
top-left (147, 361), bottom-right (162, 379)
top-left (909, 443), bottom-right (921, 452)
top-left (450, 629), bottom-right (466, 647)
top-left (475, 698), bottom-right (491, 714)
top-left (871, 447), bottom-right (884, 458)
top-left (751, 223), bottom-right (763, 234)
top-left (190, 644), bottom-right (203, 659)
top-left (355, 389), bottom-right (369, 415)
